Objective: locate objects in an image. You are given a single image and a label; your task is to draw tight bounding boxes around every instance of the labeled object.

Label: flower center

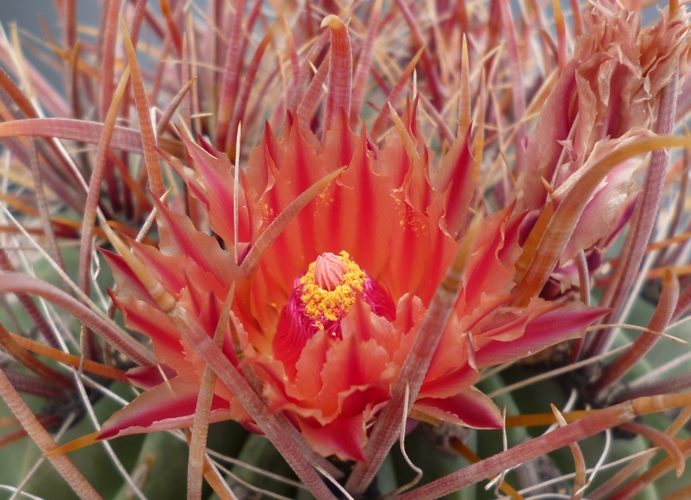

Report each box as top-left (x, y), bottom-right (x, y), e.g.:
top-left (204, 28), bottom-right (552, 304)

top-left (273, 250), bottom-right (396, 378)
top-left (299, 251), bottom-right (365, 327)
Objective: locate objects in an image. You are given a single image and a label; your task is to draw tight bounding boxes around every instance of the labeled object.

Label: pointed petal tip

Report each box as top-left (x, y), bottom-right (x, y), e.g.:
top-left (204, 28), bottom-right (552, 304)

top-left (43, 432), bottom-right (100, 458)
top-left (414, 389), bottom-right (503, 430)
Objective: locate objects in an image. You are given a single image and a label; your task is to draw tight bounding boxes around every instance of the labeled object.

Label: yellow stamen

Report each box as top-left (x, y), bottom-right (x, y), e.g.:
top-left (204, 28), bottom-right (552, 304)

top-left (300, 251), bottom-right (365, 326)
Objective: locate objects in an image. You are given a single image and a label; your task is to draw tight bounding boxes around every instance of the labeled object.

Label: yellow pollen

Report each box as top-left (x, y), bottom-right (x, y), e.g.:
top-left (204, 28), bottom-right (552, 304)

top-left (300, 251), bottom-right (365, 325)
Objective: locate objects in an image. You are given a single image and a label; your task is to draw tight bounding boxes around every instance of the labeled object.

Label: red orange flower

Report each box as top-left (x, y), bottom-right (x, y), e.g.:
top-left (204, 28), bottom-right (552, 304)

top-left (100, 104), bottom-right (607, 462)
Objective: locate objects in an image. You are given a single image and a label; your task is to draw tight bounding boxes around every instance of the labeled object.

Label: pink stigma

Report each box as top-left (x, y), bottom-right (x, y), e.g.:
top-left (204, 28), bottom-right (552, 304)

top-left (314, 252), bottom-right (347, 291)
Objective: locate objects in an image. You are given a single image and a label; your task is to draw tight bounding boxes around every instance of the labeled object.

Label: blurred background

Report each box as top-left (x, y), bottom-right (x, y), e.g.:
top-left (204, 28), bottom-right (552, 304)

top-left (0, 2), bottom-right (99, 86)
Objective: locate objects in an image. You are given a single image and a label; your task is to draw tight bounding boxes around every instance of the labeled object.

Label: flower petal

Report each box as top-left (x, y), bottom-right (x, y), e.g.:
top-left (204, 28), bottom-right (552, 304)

top-left (474, 302), bottom-right (609, 368)
top-left (418, 363), bottom-right (477, 400)
top-left (98, 377), bottom-right (233, 440)
top-left (414, 387), bottom-right (502, 429)
top-left (155, 200), bottom-right (242, 287)
top-left (299, 413), bottom-right (368, 462)
top-left (181, 133), bottom-right (262, 246)
top-left (314, 325), bottom-right (392, 419)
top-left (114, 295), bottom-right (188, 377)
top-left (126, 364), bottom-right (178, 389)
top-left (432, 127), bottom-right (479, 238)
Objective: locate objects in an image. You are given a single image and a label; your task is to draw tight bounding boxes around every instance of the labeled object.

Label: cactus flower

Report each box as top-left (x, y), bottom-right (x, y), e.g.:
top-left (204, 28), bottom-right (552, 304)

top-left (99, 106), bottom-right (607, 462)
